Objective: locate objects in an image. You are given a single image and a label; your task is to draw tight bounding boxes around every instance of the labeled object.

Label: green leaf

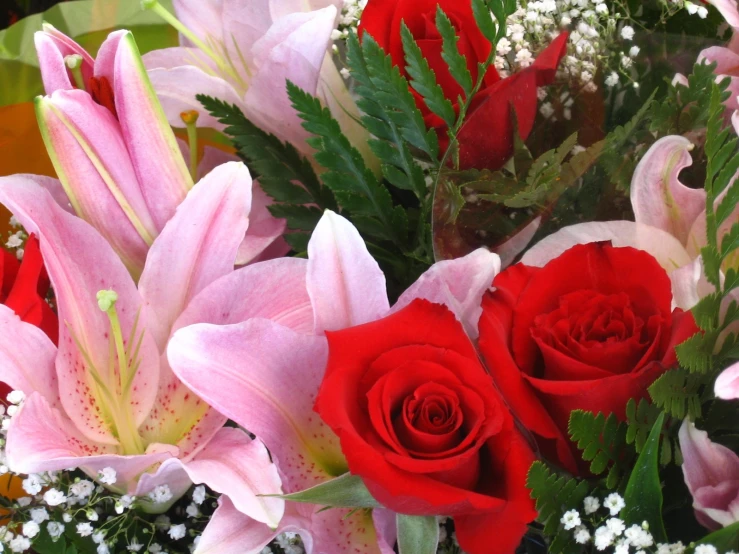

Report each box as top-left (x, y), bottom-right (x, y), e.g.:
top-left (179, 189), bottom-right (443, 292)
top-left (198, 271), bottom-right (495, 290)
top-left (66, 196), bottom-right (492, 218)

top-left (569, 410), bottom-right (631, 487)
top-left (721, 221), bottom-right (739, 263)
top-left (623, 412), bottom-right (668, 543)
top-left (648, 369), bottom-right (703, 420)
top-left (396, 515), bottom-right (439, 554)
top-left (287, 80), bottom-right (408, 248)
top-left (401, 23), bottom-right (456, 128)
top-left (435, 7), bottom-right (474, 97)
top-left (695, 520), bottom-right (739, 550)
top-left (676, 332), bottom-right (713, 374)
top-left (471, 0), bottom-right (498, 43)
top-left (272, 473), bottom-right (381, 508)
top-left (527, 462), bottom-right (591, 538)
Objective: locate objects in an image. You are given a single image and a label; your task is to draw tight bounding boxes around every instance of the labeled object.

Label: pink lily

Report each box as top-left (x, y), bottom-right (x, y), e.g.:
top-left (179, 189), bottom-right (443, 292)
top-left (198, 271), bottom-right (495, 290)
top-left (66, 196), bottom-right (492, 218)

top-left (679, 420), bottom-right (739, 529)
top-left (33, 26), bottom-right (284, 278)
top-left (141, 0), bottom-right (376, 166)
top-left (716, 361), bottom-right (739, 399)
top-left (0, 163), bottom-right (283, 523)
top-left (165, 210), bottom-right (501, 553)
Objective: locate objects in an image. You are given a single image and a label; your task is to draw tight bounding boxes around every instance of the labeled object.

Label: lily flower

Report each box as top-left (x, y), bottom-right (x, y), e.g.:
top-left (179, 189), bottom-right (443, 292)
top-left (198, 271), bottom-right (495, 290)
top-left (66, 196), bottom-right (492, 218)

top-left (33, 26), bottom-right (284, 278)
top-left (164, 210), bottom-right (501, 553)
top-left (679, 420), bottom-right (739, 529)
top-left (0, 163), bottom-right (283, 524)
top-left (715, 361), bottom-right (739, 399)
top-left (141, 0), bottom-right (375, 167)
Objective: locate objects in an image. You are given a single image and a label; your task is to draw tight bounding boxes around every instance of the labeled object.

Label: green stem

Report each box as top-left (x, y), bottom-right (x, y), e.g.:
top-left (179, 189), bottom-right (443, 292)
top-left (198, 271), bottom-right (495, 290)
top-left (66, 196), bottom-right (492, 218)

top-left (65, 54), bottom-right (86, 91)
top-left (180, 110), bottom-right (200, 181)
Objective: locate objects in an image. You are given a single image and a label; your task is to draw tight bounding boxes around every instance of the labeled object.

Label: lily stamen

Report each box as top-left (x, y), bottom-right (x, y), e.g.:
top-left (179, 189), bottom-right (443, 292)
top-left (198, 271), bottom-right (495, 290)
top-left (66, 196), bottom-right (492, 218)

top-left (64, 54), bottom-right (86, 91)
top-left (180, 110), bottom-right (200, 182)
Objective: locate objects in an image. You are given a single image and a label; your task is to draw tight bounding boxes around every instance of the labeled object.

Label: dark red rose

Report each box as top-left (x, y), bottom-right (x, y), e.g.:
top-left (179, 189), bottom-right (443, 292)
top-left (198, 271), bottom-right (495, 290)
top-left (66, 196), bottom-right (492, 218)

top-left (359, 0), bottom-right (569, 170)
top-left (315, 299), bottom-right (537, 554)
top-left (478, 242), bottom-right (698, 474)
top-left (2, 235), bottom-right (57, 344)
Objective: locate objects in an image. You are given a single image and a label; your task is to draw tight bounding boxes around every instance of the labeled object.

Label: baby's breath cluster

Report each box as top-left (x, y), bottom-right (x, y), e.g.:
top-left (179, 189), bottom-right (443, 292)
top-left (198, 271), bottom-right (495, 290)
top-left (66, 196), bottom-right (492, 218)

top-left (560, 494), bottom-right (730, 554)
top-left (4, 217), bottom-right (25, 260)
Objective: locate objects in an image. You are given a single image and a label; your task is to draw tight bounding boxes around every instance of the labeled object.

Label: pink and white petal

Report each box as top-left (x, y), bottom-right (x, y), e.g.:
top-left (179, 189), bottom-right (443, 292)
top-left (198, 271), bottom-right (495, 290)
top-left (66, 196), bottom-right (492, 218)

top-left (244, 7), bottom-right (337, 151)
top-left (34, 26), bottom-right (94, 94)
top-left (6, 394), bottom-right (171, 492)
top-left (35, 91), bottom-right (155, 276)
top-left (181, 427), bottom-right (284, 528)
top-left (716, 361), bottom-right (739, 399)
top-left (0, 305), bottom-right (59, 407)
top-left (373, 508), bottom-right (398, 554)
top-left (309, 507), bottom-right (395, 554)
top-left (195, 497), bottom-right (312, 554)
top-left (249, 236), bottom-right (291, 263)
top-left (0, 179), bottom-right (160, 444)
top-left (307, 211), bottom-right (389, 334)
top-left (393, 248), bottom-right (500, 339)
top-left (222, 0), bottom-right (275, 69)
top-left (167, 318), bottom-right (347, 493)
top-left (147, 66), bottom-right (243, 131)
top-left (140, 161), bottom-right (252, 347)
top-left (679, 420), bottom-right (739, 500)
top-left (112, 32), bottom-right (194, 230)
top-left (706, 0), bottom-right (739, 28)
top-left (142, 46), bottom-right (217, 73)
top-left (236, 184), bottom-right (287, 265)
top-left (269, 0), bottom-right (342, 20)
top-left (197, 146), bottom-right (239, 178)
top-left (670, 257), bottom-right (713, 310)
top-left (520, 221), bottom-right (694, 274)
top-left (631, 136), bottom-right (705, 244)
top-left (134, 455), bottom-right (194, 512)
top-left (14, 174), bottom-right (74, 214)
top-left (172, 0), bottom-right (226, 48)
top-left (174, 257), bottom-right (312, 334)
top-left (495, 216), bottom-right (541, 268)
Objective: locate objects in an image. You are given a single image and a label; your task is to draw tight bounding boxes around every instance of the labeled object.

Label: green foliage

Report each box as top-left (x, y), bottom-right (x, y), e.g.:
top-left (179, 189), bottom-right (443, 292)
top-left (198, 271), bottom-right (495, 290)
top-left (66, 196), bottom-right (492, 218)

top-left (435, 7), bottom-right (473, 99)
top-left (696, 521), bottom-right (739, 551)
top-left (527, 462), bottom-right (591, 554)
top-left (568, 410), bottom-right (632, 488)
top-left (275, 473), bottom-right (381, 508)
top-left (648, 368), bottom-right (704, 420)
top-left (650, 61), bottom-right (730, 136)
top-left (623, 413), bottom-right (668, 543)
top-left (196, 94), bottom-right (334, 251)
top-left (287, 80), bottom-right (410, 249)
top-left (396, 515), bottom-right (439, 554)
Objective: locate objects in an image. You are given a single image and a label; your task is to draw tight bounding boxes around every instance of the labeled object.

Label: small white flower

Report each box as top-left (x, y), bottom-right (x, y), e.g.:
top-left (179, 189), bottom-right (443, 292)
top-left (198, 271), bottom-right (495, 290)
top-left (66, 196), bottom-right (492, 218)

top-left (6, 391), bottom-right (24, 405)
top-left (561, 510), bottom-right (581, 530)
top-left (115, 494), bottom-right (135, 514)
top-left (605, 72), bottom-right (620, 87)
top-left (86, 509), bottom-right (99, 522)
top-left (47, 522), bottom-right (64, 540)
top-left (694, 546), bottom-right (717, 554)
top-left (4, 235), bottom-right (23, 250)
top-left (540, 102), bottom-right (555, 118)
top-left (697, 6), bottom-right (708, 18)
top-left (70, 480), bottom-right (95, 499)
top-left (8, 536), bottom-right (30, 553)
top-left (149, 485), bottom-right (173, 505)
top-left (620, 25), bottom-right (635, 40)
top-left (96, 545), bottom-right (110, 554)
top-left (670, 543), bottom-right (687, 554)
top-left (76, 522), bottom-right (93, 537)
top-left (127, 541), bottom-right (143, 552)
top-left (97, 467), bottom-right (116, 485)
top-left (574, 526), bottom-right (591, 544)
top-left (606, 518), bottom-right (626, 536)
top-left (43, 489), bottom-right (67, 507)
top-left (169, 523), bottom-right (187, 541)
top-left (186, 503), bottom-right (200, 518)
top-left (624, 525), bottom-right (653, 548)
top-left (15, 249), bottom-right (23, 261)
top-left (62, 513), bottom-right (73, 523)
top-left (339, 68), bottom-right (350, 80)
top-left (9, 216), bottom-right (19, 228)
top-left (21, 522), bottom-right (39, 539)
top-left (515, 48), bottom-right (534, 68)
top-left (685, 1), bottom-right (699, 14)
top-left (629, 46), bottom-right (640, 57)
top-left (614, 541), bottom-right (630, 554)
top-left (92, 531), bottom-right (106, 544)
top-left (21, 475), bottom-right (42, 496)
top-left (330, 29), bottom-right (343, 41)
top-left (149, 543), bottom-right (163, 553)
top-left (604, 493), bottom-right (625, 515)
top-left (192, 485), bottom-right (206, 505)
top-left (594, 527), bottom-right (615, 550)
top-left (29, 508), bottom-right (48, 524)
top-left (497, 37), bottom-right (512, 55)
top-left (16, 497), bottom-right (31, 508)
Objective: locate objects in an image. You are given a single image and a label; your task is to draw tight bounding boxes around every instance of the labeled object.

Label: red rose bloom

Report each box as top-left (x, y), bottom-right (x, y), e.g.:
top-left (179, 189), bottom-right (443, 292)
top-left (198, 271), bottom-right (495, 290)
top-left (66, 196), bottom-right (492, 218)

top-left (478, 242), bottom-right (698, 473)
top-left (2, 235), bottom-right (57, 344)
top-left (315, 299), bottom-right (537, 554)
top-left (359, 0), bottom-right (569, 170)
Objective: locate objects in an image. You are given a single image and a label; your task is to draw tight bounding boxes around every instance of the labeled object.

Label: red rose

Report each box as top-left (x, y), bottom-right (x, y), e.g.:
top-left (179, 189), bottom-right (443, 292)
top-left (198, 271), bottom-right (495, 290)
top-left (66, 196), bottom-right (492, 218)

top-left (359, 0), bottom-right (569, 170)
top-left (1, 235), bottom-right (57, 344)
top-left (315, 299), bottom-right (537, 554)
top-left (478, 242), bottom-right (698, 474)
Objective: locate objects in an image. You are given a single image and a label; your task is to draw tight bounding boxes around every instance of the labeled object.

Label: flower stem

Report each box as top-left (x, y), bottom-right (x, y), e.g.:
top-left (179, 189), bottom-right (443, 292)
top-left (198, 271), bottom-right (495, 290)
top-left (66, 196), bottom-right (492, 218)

top-left (65, 54), bottom-right (86, 91)
top-left (180, 110), bottom-right (200, 181)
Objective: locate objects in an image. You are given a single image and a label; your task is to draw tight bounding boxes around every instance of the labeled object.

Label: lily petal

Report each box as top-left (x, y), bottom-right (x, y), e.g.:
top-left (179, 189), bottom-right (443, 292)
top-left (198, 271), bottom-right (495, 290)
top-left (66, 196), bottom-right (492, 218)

top-left (716, 361), bottom-right (739, 399)
top-left (110, 31), bottom-right (194, 230)
top-left (174, 258), bottom-right (312, 334)
top-left (244, 7), bottom-right (337, 151)
top-left (195, 497), bottom-right (311, 554)
top-left (34, 26), bottom-right (95, 93)
top-left (180, 427), bottom-right (284, 528)
top-left (235, 184), bottom-right (287, 265)
top-left (34, 91), bottom-right (156, 276)
top-left (392, 248), bottom-right (500, 339)
top-left (167, 318), bottom-right (347, 493)
top-left (0, 305), bottom-right (58, 407)
top-left (139, 161), bottom-right (253, 348)
top-left (0, 178), bottom-right (160, 445)
top-left (7, 394), bottom-right (171, 491)
top-left (706, 0), bottom-right (739, 28)
top-left (521, 221), bottom-right (694, 274)
top-left (631, 135), bottom-right (706, 244)
top-left (307, 210), bottom-right (389, 334)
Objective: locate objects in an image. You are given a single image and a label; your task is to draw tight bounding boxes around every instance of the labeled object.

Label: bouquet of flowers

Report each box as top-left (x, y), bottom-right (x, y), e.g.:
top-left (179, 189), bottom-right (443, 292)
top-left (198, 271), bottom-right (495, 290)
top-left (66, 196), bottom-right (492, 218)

top-left (0, 0), bottom-right (737, 553)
